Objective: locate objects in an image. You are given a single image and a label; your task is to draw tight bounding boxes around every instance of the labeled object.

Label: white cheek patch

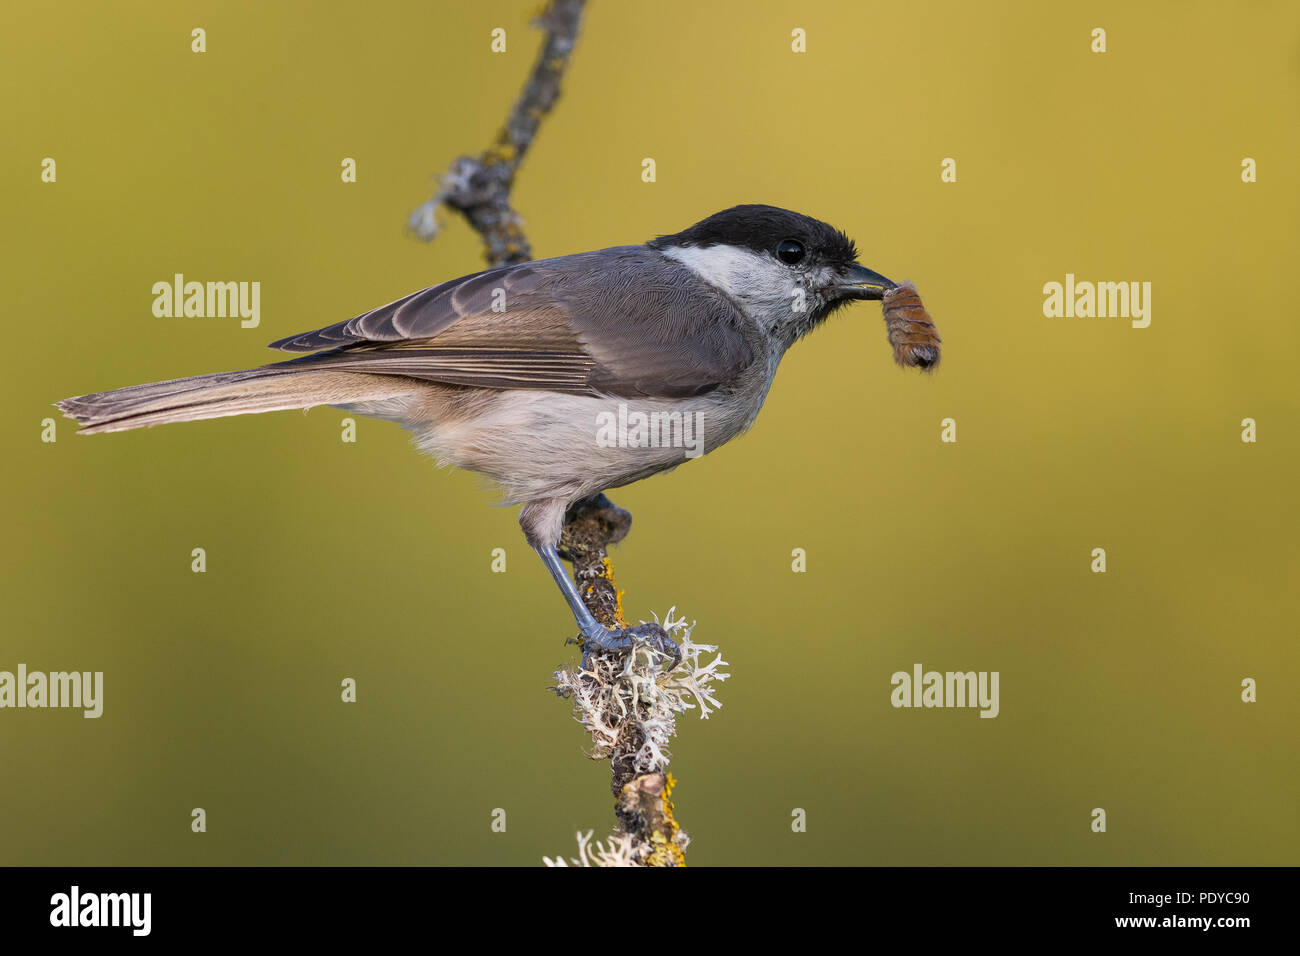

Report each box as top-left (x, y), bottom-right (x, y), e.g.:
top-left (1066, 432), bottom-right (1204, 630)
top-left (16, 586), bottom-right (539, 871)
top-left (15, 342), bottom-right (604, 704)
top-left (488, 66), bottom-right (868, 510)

top-left (661, 244), bottom-right (799, 303)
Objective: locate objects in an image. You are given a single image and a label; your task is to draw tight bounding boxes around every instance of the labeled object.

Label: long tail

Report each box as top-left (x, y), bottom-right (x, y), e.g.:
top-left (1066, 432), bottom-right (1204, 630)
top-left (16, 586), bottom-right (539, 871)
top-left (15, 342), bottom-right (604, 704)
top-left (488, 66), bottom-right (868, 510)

top-left (56, 365), bottom-right (420, 435)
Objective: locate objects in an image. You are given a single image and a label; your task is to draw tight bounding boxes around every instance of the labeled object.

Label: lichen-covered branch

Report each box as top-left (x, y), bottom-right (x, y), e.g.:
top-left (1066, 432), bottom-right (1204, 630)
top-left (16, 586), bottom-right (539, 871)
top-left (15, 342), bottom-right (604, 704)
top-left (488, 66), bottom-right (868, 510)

top-left (550, 495), bottom-right (729, 867)
top-left (407, 0), bottom-right (587, 267)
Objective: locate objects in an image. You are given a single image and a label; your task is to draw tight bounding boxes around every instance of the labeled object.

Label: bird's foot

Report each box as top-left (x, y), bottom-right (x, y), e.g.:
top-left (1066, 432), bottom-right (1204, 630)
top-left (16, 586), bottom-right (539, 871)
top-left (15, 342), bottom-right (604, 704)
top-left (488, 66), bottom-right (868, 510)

top-left (575, 622), bottom-right (681, 670)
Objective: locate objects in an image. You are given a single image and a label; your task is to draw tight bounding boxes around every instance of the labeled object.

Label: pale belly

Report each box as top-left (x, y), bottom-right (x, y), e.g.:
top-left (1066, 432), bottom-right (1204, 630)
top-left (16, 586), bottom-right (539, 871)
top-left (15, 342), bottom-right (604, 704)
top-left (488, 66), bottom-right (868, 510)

top-left (407, 387), bottom-right (758, 505)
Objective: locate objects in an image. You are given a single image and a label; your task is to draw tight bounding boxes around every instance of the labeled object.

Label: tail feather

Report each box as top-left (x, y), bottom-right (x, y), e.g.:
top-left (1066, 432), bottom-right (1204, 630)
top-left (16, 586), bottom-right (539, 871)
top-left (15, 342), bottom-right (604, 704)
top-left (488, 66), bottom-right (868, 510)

top-left (57, 367), bottom-right (420, 435)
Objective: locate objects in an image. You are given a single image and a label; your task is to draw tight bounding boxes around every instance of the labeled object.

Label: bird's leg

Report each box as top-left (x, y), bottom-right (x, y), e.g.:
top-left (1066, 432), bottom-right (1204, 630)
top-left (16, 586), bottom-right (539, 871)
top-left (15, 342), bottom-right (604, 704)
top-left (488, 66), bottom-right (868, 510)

top-left (537, 543), bottom-right (613, 638)
top-left (529, 494), bottom-right (680, 668)
top-left (535, 543), bottom-right (679, 666)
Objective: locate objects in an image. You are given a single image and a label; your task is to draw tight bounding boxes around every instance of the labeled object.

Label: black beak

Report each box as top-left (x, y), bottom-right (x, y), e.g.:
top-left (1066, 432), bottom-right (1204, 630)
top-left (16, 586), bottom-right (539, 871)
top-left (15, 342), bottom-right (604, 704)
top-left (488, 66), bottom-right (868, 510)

top-left (836, 263), bottom-right (896, 300)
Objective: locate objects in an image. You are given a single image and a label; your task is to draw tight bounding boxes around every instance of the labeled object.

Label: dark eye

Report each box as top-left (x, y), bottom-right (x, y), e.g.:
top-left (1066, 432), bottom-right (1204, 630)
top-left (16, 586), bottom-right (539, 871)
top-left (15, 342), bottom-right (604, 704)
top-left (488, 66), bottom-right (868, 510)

top-left (776, 239), bottom-right (805, 265)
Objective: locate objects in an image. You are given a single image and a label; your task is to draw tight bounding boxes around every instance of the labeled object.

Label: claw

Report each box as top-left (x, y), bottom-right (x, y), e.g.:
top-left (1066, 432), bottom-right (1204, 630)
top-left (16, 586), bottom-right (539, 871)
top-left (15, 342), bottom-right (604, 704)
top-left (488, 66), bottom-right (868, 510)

top-left (580, 622), bottom-right (681, 670)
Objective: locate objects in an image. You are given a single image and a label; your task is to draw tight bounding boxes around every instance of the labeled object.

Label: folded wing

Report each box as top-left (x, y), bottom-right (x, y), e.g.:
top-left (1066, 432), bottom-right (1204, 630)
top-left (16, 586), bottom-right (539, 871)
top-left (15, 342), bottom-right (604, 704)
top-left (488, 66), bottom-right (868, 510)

top-left (265, 247), bottom-right (755, 398)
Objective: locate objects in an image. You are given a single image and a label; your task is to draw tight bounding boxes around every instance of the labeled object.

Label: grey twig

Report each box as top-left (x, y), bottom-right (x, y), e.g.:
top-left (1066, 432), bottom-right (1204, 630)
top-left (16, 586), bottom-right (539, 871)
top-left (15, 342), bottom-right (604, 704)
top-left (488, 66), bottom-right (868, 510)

top-left (406, 0), bottom-right (587, 267)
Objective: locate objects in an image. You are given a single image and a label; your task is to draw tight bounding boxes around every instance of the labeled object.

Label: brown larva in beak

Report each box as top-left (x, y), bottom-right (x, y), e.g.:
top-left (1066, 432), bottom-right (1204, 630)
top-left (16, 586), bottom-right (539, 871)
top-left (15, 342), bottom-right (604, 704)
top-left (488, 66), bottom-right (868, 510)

top-left (881, 281), bottom-right (941, 371)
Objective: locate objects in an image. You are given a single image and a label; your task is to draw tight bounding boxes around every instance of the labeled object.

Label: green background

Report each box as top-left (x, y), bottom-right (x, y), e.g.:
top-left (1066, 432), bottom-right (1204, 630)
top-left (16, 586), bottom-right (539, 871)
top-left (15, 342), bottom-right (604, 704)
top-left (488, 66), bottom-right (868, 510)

top-left (2, 0), bottom-right (1296, 865)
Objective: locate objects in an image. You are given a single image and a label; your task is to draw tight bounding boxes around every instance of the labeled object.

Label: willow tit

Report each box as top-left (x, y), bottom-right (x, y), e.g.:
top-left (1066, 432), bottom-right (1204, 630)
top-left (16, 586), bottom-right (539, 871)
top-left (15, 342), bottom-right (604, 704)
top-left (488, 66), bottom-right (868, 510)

top-left (58, 204), bottom-right (938, 657)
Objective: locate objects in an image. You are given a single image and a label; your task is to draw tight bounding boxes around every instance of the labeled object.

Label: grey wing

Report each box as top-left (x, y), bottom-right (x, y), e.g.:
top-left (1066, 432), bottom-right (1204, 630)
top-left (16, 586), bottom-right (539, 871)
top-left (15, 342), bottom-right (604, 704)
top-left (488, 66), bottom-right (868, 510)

top-left (264, 247), bottom-right (756, 399)
top-left (268, 260), bottom-right (549, 352)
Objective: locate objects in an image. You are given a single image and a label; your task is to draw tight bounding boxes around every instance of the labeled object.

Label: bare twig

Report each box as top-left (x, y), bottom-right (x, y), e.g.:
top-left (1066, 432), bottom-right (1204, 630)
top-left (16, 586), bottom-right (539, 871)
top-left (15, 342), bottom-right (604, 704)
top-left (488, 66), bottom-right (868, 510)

top-left (406, 0), bottom-right (587, 267)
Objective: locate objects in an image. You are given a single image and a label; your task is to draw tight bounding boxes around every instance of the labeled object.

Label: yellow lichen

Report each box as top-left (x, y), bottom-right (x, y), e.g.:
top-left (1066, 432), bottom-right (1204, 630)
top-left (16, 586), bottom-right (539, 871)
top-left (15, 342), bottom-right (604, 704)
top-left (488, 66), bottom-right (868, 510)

top-left (643, 773), bottom-right (685, 867)
top-left (602, 557), bottom-right (627, 626)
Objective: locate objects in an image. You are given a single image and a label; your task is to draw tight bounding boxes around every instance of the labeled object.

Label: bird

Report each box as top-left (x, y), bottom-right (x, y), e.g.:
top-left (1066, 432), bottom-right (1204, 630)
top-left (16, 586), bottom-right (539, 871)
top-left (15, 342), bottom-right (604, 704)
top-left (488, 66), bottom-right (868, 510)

top-left (57, 204), bottom-right (939, 659)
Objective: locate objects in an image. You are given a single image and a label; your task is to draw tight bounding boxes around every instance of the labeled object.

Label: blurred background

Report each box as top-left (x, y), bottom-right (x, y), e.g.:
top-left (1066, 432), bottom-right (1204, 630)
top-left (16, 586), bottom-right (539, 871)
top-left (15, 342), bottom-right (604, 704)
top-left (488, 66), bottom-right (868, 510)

top-left (2, 0), bottom-right (1297, 865)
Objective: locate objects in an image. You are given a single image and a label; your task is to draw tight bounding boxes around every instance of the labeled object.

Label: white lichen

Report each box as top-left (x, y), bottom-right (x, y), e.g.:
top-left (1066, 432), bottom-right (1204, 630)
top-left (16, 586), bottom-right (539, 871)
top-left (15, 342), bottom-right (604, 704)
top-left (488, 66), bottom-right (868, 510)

top-left (546, 609), bottom-right (721, 866)
top-left (551, 608), bottom-right (729, 772)
top-left (543, 830), bottom-right (638, 868)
